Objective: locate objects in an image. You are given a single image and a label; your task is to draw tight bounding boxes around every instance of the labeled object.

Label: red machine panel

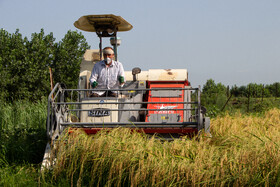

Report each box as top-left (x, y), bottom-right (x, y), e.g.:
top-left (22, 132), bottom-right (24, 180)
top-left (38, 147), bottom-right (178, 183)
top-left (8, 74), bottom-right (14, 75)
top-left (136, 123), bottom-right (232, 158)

top-left (146, 83), bottom-right (185, 123)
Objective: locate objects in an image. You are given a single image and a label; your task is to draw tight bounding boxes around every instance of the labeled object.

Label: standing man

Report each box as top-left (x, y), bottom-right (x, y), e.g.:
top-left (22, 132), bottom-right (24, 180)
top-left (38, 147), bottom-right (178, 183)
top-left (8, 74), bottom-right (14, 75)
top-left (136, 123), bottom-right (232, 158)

top-left (89, 47), bottom-right (125, 97)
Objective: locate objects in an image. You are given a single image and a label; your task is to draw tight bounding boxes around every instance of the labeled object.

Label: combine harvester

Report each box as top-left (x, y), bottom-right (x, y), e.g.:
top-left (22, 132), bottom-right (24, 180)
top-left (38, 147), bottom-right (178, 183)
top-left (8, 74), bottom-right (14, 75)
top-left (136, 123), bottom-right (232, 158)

top-left (42, 14), bottom-right (210, 168)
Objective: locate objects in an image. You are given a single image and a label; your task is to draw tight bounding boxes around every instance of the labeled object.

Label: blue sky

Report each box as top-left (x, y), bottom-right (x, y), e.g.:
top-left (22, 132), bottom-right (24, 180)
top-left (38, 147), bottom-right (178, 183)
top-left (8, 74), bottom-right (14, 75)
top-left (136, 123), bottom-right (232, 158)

top-left (1, 0), bottom-right (279, 87)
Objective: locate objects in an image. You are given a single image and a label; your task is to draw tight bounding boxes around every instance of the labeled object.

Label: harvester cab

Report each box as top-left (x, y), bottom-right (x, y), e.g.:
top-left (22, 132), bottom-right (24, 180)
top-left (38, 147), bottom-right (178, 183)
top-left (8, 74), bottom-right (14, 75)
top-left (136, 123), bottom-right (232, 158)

top-left (46, 14), bottom-right (210, 147)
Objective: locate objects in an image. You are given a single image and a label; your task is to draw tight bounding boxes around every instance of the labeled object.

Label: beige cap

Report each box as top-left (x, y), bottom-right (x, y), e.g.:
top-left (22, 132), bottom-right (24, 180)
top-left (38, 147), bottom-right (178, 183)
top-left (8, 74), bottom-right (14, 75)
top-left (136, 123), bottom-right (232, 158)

top-left (103, 48), bottom-right (114, 55)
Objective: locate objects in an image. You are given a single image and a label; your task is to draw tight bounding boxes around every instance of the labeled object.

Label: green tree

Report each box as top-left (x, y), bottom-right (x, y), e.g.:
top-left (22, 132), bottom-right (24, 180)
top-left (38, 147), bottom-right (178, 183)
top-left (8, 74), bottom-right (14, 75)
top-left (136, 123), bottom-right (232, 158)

top-left (266, 82), bottom-right (280, 97)
top-left (246, 83), bottom-right (265, 98)
top-left (0, 29), bottom-right (90, 101)
top-left (0, 29), bottom-right (28, 100)
top-left (52, 30), bottom-right (90, 89)
top-left (0, 29), bottom-right (11, 99)
top-left (23, 29), bottom-right (56, 99)
top-left (201, 79), bottom-right (227, 110)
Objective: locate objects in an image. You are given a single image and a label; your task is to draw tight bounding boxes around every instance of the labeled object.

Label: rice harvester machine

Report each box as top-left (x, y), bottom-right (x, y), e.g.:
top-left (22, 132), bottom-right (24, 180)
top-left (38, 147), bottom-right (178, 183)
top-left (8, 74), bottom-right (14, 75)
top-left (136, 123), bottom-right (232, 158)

top-left (43, 14), bottom-right (210, 168)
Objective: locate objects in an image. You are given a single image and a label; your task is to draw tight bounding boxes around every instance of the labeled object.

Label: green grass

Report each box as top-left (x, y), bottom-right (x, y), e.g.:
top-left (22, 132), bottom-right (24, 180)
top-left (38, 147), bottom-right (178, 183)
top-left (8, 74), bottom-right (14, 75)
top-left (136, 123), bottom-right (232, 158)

top-left (0, 98), bottom-right (48, 165)
top-left (0, 99), bottom-right (50, 186)
top-left (0, 165), bottom-right (40, 186)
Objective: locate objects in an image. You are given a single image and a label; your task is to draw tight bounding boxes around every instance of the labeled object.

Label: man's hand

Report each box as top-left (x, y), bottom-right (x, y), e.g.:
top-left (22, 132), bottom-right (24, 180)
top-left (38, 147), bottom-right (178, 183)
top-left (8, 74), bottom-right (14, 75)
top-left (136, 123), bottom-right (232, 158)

top-left (118, 76), bottom-right (125, 87)
top-left (91, 81), bottom-right (98, 88)
top-left (118, 76), bottom-right (125, 84)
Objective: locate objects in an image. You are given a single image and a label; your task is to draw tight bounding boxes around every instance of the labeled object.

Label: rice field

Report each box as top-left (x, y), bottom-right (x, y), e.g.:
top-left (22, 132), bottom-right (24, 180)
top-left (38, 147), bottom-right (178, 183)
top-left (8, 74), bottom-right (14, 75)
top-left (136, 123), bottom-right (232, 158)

top-left (0, 98), bottom-right (279, 186)
top-left (48, 108), bottom-right (280, 186)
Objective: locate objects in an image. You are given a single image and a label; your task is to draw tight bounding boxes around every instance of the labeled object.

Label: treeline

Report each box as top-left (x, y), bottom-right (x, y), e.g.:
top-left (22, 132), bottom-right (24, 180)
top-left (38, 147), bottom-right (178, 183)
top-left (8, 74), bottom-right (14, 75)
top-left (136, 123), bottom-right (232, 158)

top-left (203, 79), bottom-right (280, 99)
top-left (1, 28), bottom-right (279, 106)
top-left (231, 82), bottom-right (280, 98)
top-left (201, 79), bottom-right (280, 115)
top-left (0, 29), bottom-right (90, 101)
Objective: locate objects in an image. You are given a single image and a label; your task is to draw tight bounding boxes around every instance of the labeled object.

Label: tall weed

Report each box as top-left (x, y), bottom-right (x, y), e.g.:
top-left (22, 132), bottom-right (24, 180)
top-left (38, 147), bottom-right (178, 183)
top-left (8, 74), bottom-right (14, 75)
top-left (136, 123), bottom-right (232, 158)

top-left (0, 98), bottom-right (48, 165)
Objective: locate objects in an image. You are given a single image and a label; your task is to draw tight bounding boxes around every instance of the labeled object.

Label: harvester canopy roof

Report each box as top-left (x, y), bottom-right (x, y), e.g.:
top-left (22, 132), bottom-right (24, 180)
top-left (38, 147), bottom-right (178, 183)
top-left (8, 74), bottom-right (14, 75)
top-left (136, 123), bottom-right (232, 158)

top-left (74, 14), bottom-right (133, 32)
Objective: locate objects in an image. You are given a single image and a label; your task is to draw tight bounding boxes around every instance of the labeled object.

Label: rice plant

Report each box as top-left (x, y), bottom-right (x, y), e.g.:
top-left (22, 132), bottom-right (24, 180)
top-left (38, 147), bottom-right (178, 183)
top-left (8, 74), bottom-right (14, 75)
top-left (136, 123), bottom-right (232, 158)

top-left (48, 108), bottom-right (280, 186)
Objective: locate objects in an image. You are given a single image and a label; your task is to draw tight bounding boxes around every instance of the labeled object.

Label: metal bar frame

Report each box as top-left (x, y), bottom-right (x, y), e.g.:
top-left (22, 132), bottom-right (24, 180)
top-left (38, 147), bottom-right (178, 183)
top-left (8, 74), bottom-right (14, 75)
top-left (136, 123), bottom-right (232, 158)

top-left (47, 83), bottom-right (203, 138)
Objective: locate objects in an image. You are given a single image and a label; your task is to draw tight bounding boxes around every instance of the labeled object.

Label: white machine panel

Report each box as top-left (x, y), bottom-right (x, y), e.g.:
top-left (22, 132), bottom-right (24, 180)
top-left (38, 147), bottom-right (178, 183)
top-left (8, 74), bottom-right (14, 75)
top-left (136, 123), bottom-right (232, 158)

top-left (80, 98), bottom-right (118, 123)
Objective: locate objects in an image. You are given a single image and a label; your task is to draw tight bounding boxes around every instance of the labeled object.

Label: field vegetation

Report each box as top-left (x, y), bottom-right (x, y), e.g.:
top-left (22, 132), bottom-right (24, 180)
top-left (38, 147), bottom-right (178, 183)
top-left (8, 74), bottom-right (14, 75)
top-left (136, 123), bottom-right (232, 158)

top-left (45, 108), bottom-right (280, 186)
top-left (1, 98), bottom-right (280, 186)
top-left (0, 99), bottom-right (48, 185)
top-left (201, 79), bottom-right (280, 117)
